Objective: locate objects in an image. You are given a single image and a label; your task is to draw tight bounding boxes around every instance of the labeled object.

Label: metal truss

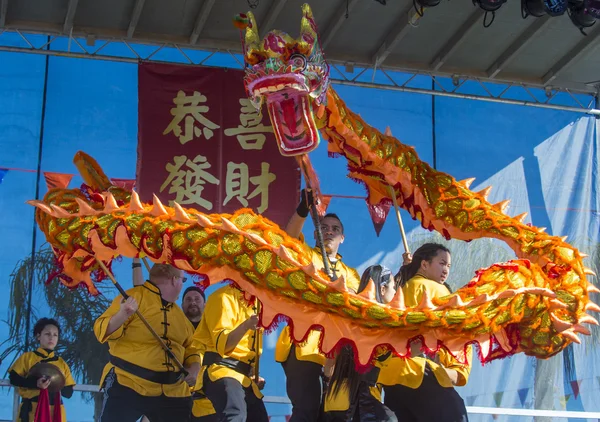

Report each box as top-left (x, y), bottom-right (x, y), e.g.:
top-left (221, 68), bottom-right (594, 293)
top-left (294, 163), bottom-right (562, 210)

top-left (0, 29), bottom-right (598, 116)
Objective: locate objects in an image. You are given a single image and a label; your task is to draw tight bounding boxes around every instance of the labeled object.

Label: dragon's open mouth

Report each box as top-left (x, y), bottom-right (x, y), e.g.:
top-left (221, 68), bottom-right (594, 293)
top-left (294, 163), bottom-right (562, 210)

top-left (265, 88), bottom-right (319, 157)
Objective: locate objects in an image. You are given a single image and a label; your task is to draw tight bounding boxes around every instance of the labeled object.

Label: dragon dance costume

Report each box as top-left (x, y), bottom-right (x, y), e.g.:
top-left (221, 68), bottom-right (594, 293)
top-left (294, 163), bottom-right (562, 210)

top-left (94, 281), bottom-right (199, 421)
top-left (27, 1), bottom-right (600, 420)
top-left (9, 348), bottom-right (75, 422)
top-left (276, 242), bottom-right (361, 422)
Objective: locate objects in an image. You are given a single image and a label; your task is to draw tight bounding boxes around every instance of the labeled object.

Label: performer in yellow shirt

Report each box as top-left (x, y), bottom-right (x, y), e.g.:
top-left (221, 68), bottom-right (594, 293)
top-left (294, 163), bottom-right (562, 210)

top-left (94, 263), bottom-right (200, 422)
top-left (275, 190), bottom-right (361, 422)
top-left (132, 259), bottom-right (214, 422)
top-left (9, 318), bottom-right (76, 422)
top-left (379, 243), bottom-right (471, 422)
top-left (324, 265), bottom-right (397, 422)
top-left (194, 283), bottom-right (268, 422)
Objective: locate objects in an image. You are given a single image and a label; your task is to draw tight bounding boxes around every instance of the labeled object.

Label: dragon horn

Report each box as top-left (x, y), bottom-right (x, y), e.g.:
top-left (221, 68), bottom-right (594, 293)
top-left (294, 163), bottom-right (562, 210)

top-left (244, 11), bottom-right (260, 58)
top-left (299, 4), bottom-right (318, 49)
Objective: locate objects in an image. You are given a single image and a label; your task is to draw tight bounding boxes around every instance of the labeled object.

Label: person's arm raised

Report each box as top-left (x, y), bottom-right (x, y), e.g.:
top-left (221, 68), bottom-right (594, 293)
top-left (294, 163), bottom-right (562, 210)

top-left (285, 189), bottom-right (313, 239)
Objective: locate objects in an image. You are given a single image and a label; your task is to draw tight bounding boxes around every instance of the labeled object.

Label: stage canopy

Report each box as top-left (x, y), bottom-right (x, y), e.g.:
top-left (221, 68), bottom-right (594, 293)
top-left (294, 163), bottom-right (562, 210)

top-left (1, 0), bottom-right (599, 97)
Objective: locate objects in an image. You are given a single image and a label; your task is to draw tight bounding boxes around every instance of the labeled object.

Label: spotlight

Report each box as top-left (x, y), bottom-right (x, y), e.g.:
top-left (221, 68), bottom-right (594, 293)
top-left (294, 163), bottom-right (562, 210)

top-left (568, 0), bottom-right (596, 34)
top-left (413, 0), bottom-right (441, 17)
top-left (584, 0), bottom-right (600, 18)
top-left (473, 0), bottom-right (508, 27)
top-left (522, 0), bottom-right (567, 17)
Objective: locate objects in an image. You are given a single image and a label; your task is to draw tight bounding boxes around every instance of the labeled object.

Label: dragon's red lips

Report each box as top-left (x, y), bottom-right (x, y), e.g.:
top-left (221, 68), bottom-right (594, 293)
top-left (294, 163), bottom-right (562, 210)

top-left (267, 91), bottom-right (319, 157)
top-left (247, 74), bottom-right (308, 97)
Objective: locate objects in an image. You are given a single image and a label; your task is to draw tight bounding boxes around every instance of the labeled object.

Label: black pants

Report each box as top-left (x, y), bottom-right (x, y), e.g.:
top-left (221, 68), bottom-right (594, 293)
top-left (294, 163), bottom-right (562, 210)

top-left (202, 371), bottom-right (269, 422)
top-left (100, 371), bottom-right (192, 422)
top-left (325, 382), bottom-right (397, 422)
top-left (281, 346), bottom-right (324, 422)
top-left (383, 367), bottom-right (468, 422)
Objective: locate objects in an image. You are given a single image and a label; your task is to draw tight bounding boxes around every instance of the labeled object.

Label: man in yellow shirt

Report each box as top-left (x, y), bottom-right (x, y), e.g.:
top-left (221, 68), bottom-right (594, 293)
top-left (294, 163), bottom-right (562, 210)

top-left (194, 284), bottom-right (268, 422)
top-left (275, 190), bottom-right (361, 422)
top-left (94, 263), bottom-right (200, 422)
top-left (132, 259), bottom-right (214, 421)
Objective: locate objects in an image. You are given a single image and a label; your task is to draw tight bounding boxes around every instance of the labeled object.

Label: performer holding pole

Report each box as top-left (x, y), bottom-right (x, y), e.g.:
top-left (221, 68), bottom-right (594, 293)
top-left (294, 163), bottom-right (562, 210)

top-left (94, 262), bottom-right (200, 422)
top-left (193, 283), bottom-right (268, 422)
top-left (275, 188), bottom-right (361, 422)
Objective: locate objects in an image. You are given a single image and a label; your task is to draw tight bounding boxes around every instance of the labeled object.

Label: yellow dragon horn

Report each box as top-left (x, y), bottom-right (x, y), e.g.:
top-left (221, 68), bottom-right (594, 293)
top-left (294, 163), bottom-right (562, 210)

top-left (244, 11), bottom-right (260, 58)
top-left (299, 4), bottom-right (318, 51)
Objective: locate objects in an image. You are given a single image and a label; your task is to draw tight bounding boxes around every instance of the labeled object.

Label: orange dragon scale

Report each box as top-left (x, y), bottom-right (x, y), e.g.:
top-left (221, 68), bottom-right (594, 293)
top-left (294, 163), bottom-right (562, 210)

top-left (30, 3), bottom-right (598, 366)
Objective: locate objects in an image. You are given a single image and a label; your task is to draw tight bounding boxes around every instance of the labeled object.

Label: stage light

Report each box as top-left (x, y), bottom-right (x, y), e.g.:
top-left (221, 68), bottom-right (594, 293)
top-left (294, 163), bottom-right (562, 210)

top-left (522, 0), bottom-right (567, 17)
top-left (568, 0), bottom-right (597, 34)
top-left (413, 0), bottom-right (441, 17)
top-left (472, 0), bottom-right (508, 27)
top-left (584, 0), bottom-right (600, 18)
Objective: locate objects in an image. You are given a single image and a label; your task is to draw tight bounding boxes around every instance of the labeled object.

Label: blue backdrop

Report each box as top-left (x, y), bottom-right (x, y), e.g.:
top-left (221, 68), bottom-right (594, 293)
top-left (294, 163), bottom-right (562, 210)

top-left (0, 32), bottom-right (598, 422)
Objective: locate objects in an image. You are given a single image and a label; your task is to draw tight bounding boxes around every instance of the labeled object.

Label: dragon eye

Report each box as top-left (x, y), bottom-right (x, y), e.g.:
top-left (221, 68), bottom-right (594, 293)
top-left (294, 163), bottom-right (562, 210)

top-left (290, 54), bottom-right (307, 71)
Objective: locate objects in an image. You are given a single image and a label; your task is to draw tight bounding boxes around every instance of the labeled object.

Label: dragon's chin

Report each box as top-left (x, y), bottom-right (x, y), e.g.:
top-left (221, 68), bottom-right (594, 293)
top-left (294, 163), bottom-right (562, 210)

top-left (265, 89), bottom-right (320, 157)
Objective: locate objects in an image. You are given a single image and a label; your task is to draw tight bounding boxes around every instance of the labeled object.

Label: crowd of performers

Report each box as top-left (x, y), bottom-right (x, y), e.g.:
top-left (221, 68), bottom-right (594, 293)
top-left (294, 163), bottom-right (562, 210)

top-left (9, 190), bottom-right (472, 422)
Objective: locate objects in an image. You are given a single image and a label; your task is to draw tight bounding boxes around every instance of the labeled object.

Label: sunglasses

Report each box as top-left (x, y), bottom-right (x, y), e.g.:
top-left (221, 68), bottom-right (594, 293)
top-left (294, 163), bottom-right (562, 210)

top-left (175, 275), bottom-right (188, 283)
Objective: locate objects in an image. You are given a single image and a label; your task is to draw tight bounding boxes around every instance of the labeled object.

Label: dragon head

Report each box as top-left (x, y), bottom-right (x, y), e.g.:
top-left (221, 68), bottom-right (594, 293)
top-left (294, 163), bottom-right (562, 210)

top-left (238, 4), bottom-right (330, 157)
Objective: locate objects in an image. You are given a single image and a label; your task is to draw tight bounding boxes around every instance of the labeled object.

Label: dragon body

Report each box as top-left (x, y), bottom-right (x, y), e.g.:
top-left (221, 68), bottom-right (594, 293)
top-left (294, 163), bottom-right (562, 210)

top-left (29, 4), bottom-right (599, 366)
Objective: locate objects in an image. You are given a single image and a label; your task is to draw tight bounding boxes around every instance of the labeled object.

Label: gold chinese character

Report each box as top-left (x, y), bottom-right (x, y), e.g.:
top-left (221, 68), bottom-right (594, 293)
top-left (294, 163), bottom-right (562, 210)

top-left (163, 91), bottom-right (221, 145)
top-left (223, 161), bottom-right (276, 213)
top-left (224, 98), bottom-right (273, 150)
top-left (223, 162), bottom-right (250, 208)
top-left (159, 155), bottom-right (220, 210)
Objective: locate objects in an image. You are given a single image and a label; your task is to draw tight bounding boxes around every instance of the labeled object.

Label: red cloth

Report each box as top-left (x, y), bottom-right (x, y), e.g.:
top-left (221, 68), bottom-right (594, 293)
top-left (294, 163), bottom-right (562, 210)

top-left (34, 389), bottom-right (62, 422)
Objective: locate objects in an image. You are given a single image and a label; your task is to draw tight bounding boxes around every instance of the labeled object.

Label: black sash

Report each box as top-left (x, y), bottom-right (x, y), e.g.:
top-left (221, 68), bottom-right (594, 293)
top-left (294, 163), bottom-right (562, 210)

top-left (110, 355), bottom-right (183, 384)
top-left (19, 395), bottom-right (63, 422)
top-left (202, 351), bottom-right (253, 377)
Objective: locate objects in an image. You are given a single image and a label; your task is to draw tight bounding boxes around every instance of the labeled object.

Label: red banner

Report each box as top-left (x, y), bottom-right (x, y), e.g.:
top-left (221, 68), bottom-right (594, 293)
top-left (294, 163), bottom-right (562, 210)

top-left (137, 63), bottom-right (300, 228)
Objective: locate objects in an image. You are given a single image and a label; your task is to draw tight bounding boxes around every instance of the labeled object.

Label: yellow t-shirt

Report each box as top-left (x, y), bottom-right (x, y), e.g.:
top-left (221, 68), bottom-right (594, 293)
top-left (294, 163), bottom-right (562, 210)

top-left (193, 284), bottom-right (263, 399)
top-left (275, 246), bottom-right (361, 366)
top-left (94, 281), bottom-right (200, 398)
top-left (376, 275), bottom-right (472, 389)
top-left (9, 348), bottom-right (76, 422)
